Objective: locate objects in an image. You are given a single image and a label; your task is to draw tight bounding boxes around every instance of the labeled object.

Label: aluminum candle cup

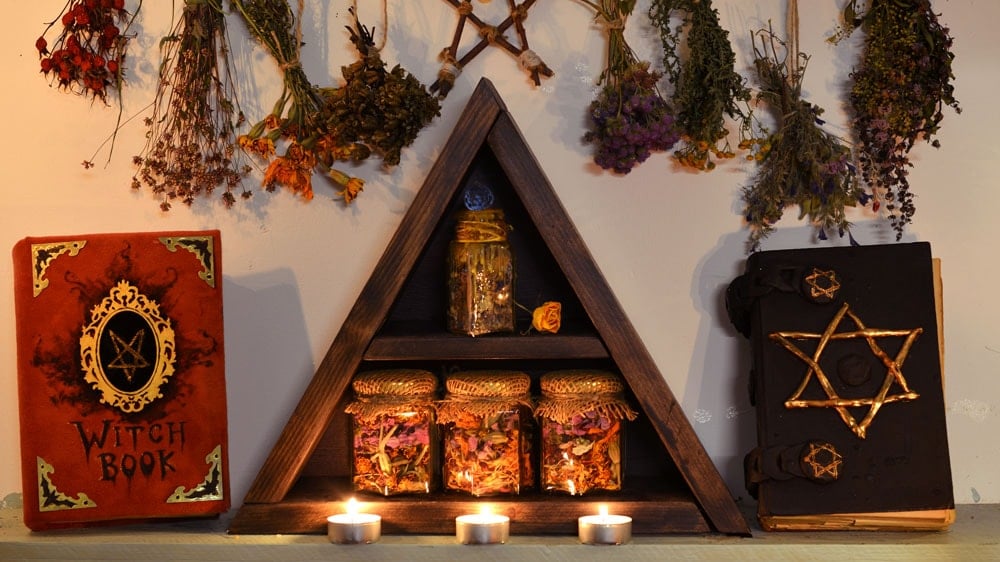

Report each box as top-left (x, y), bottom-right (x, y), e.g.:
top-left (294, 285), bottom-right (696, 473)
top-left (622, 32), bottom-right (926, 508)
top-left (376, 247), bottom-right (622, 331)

top-left (327, 499), bottom-right (382, 545)
top-left (455, 512), bottom-right (510, 544)
top-left (327, 513), bottom-right (381, 544)
top-left (578, 511), bottom-right (632, 545)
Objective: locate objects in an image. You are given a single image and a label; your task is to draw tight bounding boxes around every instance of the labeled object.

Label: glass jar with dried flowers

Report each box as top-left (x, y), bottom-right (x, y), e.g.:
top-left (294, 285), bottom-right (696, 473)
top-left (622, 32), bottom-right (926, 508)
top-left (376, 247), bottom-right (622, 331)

top-left (536, 370), bottom-right (636, 495)
top-left (437, 371), bottom-right (535, 496)
top-left (345, 369), bottom-right (440, 496)
top-left (447, 206), bottom-right (515, 337)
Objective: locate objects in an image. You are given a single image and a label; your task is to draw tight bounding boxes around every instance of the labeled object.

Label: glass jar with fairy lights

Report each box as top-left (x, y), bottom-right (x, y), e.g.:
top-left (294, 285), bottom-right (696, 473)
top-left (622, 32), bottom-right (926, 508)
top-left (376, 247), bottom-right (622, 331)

top-left (437, 370), bottom-right (536, 496)
top-left (345, 369), bottom-right (439, 496)
top-left (535, 370), bottom-right (637, 495)
top-left (446, 182), bottom-right (514, 336)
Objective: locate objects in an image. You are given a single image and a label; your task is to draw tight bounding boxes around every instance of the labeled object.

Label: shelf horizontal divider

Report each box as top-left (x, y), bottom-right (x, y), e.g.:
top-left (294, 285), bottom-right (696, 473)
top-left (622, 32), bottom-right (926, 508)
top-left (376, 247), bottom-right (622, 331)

top-left (364, 333), bottom-right (610, 361)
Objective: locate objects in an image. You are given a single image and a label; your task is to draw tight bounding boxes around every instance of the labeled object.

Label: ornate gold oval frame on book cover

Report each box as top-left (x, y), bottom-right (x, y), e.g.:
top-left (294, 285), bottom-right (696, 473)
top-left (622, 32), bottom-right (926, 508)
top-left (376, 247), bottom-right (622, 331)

top-left (12, 231), bottom-right (230, 530)
top-left (727, 242), bottom-right (954, 531)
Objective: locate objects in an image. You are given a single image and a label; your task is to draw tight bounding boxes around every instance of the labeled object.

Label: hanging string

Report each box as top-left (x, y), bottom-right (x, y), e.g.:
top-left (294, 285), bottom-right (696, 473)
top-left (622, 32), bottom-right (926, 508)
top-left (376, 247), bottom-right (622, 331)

top-left (786, 0), bottom-right (799, 78)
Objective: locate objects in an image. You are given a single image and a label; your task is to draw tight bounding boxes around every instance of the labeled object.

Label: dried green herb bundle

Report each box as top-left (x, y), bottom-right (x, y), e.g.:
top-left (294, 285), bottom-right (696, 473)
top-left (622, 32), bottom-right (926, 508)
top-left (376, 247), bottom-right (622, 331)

top-left (833, 0), bottom-right (960, 239)
top-left (232, 0), bottom-right (322, 142)
top-left (648, 0), bottom-right (750, 171)
top-left (319, 9), bottom-right (440, 168)
top-left (741, 27), bottom-right (866, 251)
top-left (131, 0), bottom-right (250, 211)
top-left (232, 0), bottom-right (364, 203)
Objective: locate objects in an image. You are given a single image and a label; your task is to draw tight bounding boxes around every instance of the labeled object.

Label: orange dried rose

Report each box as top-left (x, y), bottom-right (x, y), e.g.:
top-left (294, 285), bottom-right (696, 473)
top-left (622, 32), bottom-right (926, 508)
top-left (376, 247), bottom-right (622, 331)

top-left (532, 301), bottom-right (561, 334)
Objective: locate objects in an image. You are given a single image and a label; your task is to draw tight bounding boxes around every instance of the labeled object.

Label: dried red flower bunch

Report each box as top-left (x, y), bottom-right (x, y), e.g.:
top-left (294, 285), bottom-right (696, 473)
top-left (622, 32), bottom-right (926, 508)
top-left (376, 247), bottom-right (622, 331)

top-left (36, 0), bottom-right (136, 102)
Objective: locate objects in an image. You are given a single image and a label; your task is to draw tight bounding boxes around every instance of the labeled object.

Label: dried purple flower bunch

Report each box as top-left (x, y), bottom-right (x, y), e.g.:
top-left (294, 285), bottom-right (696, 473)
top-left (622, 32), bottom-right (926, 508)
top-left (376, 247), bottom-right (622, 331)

top-left (580, 0), bottom-right (679, 174)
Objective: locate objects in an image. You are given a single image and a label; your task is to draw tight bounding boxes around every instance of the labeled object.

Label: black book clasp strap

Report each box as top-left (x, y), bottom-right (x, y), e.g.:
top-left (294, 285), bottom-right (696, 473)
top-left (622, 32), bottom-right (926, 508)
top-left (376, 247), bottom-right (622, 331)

top-left (727, 264), bottom-right (841, 338)
top-left (744, 440), bottom-right (843, 498)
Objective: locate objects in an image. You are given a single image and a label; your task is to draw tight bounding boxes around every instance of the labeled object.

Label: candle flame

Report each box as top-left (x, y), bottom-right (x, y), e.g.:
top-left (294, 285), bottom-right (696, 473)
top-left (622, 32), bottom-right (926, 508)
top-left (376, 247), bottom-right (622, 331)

top-left (346, 497), bottom-right (360, 516)
top-left (479, 504), bottom-right (493, 517)
top-left (598, 504), bottom-right (609, 517)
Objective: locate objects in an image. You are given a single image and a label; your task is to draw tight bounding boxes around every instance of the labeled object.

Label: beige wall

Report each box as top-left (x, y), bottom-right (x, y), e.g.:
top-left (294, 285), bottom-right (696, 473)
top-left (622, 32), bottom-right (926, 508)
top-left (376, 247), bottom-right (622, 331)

top-left (2, 1), bottom-right (996, 510)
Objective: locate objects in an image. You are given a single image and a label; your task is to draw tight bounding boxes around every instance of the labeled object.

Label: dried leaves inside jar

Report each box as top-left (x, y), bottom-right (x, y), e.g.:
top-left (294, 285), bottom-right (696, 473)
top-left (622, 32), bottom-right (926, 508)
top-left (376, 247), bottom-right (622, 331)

top-left (437, 371), bottom-right (535, 496)
top-left (345, 369), bottom-right (439, 496)
top-left (536, 370), bottom-right (637, 495)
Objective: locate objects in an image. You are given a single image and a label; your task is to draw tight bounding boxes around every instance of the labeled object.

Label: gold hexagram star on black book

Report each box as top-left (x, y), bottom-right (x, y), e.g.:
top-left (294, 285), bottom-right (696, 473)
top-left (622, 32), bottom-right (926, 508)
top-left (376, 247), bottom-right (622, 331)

top-left (769, 302), bottom-right (922, 439)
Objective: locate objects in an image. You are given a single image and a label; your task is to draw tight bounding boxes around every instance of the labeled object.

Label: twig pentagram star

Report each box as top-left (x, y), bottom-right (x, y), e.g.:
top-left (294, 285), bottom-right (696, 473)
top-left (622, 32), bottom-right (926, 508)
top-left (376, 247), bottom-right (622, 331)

top-left (769, 302), bottom-right (922, 439)
top-left (106, 329), bottom-right (150, 383)
top-left (432, 0), bottom-right (552, 97)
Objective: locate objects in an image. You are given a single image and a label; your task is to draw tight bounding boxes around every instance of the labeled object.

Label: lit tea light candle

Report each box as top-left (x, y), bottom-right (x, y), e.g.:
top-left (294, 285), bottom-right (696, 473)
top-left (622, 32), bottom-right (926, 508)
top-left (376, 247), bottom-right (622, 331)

top-left (455, 505), bottom-right (510, 544)
top-left (578, 504), bottom-right (632, 545)
top-left (327, 498), bottom-right (382, 544)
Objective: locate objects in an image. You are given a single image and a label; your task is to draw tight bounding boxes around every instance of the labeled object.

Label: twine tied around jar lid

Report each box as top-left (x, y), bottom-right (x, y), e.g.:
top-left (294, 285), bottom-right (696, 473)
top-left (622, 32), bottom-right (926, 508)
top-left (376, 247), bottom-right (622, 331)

top-left (454, 209), bottom-right (509, 243)
top-left (536, 370), bottom-right (638, 424)
top-left (437, 370), bottom-right (533, 423)
top-left (345, 369), bottom-right (438, 421)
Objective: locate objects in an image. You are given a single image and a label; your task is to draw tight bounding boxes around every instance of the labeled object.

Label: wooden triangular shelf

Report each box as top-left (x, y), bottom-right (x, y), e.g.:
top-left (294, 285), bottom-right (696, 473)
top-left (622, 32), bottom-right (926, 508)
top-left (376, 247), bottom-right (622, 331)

top-left (229, 79), bottom-right (749, 536)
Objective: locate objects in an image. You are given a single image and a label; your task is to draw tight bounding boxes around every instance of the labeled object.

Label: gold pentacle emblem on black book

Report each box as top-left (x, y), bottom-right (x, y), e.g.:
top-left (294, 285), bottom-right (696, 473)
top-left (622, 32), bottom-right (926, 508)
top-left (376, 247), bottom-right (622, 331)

top-left (80, 280), bottom-right (176, 413)
top-left (769, 302), bottom-right (922, 439)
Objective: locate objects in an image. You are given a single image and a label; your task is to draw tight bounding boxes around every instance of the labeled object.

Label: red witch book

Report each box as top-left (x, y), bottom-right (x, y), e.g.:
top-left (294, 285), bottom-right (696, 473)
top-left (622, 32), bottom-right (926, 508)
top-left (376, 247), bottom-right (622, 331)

top-left (12, 231), bottom-right (230, 530)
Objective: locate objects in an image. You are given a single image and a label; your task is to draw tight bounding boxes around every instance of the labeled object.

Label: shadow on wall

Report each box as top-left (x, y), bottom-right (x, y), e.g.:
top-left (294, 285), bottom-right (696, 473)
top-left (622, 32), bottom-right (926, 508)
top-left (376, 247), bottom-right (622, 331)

top-left (222, 270), bottom-right (315, 509)
top-left (685, 229), bottom-right (757, 502)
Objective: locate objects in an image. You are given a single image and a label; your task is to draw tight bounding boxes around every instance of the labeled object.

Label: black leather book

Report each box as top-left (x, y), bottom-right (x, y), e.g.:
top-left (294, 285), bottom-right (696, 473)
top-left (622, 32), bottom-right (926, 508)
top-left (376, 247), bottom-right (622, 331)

top-left (727, 242), bottom-right (953, 530)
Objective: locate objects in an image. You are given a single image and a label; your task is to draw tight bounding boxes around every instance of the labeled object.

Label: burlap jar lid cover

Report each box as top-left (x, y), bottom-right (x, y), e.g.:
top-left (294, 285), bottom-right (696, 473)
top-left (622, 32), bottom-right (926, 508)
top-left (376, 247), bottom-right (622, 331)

top-left (437, 370), bottom-right (532, 423)
top-left (345, 369), bottom-right (438, 421)
top-left (535, 370), bottom-right (638, 424)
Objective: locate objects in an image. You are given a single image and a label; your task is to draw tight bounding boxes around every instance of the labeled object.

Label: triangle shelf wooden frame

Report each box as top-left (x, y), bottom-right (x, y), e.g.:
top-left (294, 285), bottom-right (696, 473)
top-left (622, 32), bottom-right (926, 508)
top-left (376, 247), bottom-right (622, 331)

top-left (229, 78), bottom-right (750, 537)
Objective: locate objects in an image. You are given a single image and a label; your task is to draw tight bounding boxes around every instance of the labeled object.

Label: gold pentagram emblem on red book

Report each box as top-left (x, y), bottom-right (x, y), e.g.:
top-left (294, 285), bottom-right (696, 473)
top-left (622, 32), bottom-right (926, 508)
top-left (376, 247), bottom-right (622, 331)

top-left (769, 303), bottom-right (922, 439)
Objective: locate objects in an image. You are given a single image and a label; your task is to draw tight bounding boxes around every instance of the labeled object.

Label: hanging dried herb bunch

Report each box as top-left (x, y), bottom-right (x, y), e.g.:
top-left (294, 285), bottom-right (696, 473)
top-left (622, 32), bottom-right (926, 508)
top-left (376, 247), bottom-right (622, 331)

top-left (232, 0), bottom-right (365, 203)
top-left (741, 26), bottom-right (866, 251)
top-left (130, 0), bottom-right (250, 211)
top-left (36, 0), bottom-right (140, 102)
top-left (832, 0), bottom-right (960, 239)
top-left (648, 0), bottom-right (750, 171)
top-left (578, 0), bottom-right (680, 175)
top-left (318, 9), bottom-right (440, 168)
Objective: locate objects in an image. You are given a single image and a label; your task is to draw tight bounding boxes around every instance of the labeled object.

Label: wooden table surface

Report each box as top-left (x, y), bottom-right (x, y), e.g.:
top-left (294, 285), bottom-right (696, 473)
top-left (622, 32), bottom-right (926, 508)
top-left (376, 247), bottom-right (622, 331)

top-left (2, 503), bottom-right (998, 561)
